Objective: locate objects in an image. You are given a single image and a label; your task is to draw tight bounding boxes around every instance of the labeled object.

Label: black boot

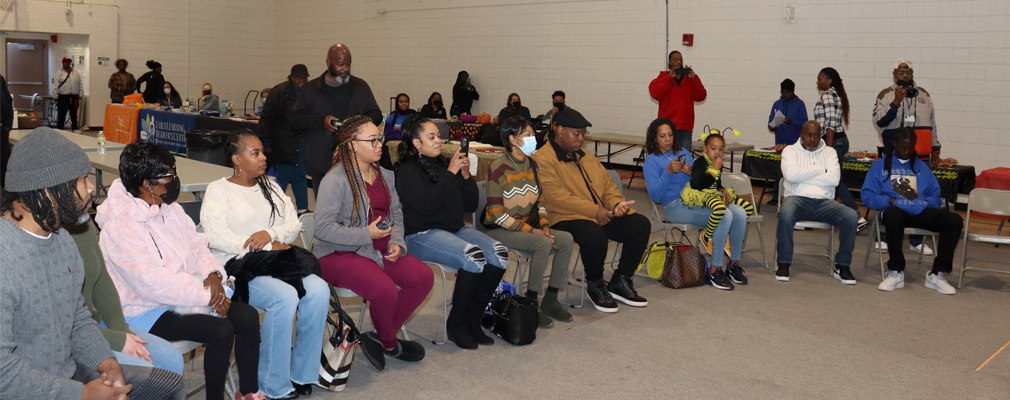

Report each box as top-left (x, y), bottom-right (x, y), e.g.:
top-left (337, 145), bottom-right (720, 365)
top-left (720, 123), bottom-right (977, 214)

top-left (447, 270), bottom-right (480, 350)
top-left (470, 266), bottom-right (506, 346)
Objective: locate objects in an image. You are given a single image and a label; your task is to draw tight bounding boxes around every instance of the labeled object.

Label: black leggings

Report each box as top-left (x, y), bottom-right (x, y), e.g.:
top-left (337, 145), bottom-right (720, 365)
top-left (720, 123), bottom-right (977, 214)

top-left (149, 302), bottom-right (260, 399)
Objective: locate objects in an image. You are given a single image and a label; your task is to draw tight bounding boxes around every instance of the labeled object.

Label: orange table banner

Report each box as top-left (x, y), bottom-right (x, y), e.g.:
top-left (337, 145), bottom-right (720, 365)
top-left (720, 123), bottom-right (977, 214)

top-left (104, 104), bottom-right (140, 144)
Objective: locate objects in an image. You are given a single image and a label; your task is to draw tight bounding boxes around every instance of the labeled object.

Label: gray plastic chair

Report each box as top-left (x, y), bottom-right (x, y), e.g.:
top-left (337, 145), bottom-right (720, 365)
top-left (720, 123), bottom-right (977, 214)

top-left (776, 180), bottom-right (836, 274)
top-left (958, 188), bottom-right (1010, 288)
top-left (721, 172), bottom-right (770, 270)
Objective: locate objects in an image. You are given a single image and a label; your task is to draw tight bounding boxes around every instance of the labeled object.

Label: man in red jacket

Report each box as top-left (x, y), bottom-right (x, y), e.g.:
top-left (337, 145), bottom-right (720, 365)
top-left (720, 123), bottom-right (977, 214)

top-left (649, 51), bottom-right (707, 148)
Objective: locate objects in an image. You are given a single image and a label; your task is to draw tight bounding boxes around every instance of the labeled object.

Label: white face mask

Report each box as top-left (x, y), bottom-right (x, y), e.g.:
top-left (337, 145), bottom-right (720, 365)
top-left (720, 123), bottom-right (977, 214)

top-left (164, 88), bottom-right (171, 95)
top-left (515, 136), bottom-right (537, 156)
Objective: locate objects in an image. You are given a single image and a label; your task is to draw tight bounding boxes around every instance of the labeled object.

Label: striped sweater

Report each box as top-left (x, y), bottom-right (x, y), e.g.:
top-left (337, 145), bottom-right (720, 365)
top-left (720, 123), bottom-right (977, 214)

top-left (484, 155), bottom-right (550, 232)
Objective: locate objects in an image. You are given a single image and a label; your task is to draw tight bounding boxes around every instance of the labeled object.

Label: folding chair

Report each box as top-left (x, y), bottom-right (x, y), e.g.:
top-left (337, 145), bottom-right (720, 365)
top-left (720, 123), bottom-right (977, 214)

top-left (775, 180), bottom-right (835, 274)
top-left (179, 201), bottom-right (202, 226)
top-left (958, 188), bottom-right (1010, 288)
top-left (861, 209), bottom-right (938, 280)
top-left (721, 172), bottom-right (770, 270)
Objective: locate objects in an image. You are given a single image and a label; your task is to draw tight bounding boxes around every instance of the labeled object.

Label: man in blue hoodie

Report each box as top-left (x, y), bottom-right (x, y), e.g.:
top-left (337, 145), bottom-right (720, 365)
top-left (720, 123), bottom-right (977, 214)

top-left (861, 128), bottom-right (963, 295)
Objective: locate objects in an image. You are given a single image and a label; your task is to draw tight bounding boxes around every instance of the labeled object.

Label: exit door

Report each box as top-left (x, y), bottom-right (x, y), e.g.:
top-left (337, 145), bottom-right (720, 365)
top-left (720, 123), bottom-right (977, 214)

top-left (5, 40), bottom-right (49, 115)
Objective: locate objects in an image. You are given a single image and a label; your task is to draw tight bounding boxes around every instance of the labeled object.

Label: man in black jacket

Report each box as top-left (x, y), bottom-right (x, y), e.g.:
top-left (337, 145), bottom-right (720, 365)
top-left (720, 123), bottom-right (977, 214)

top-left (292, 44), bottom-right (382, 195)
top-left (261, 64), bottom-right (311, 213)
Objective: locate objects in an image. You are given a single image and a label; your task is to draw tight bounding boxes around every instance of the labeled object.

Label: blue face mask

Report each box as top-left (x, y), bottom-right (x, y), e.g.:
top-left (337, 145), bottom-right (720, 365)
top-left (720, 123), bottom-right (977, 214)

top-left (516, 136), bottom-right (537, 156)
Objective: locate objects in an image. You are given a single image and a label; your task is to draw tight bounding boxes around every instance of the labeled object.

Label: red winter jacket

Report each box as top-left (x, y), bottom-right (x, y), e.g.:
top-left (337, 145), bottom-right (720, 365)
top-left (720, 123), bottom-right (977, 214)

top-left (649, 72), bottom-right (707, 133)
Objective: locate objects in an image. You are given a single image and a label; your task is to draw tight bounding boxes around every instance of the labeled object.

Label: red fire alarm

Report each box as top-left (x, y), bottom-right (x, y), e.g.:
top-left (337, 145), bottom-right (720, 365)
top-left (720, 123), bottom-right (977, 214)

top-left (682, 34), bottom-right (694, 47)
top-left (51, 34), bottom-right (58, 43)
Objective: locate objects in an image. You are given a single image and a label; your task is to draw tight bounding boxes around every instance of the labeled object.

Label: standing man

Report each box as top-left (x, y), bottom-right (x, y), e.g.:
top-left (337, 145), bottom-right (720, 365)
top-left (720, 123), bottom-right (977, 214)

top-left (775, 121), bottom-right (858, 284)
top-left (53, 57), bottom-right (84, 132)
top-left (1, 127), bottom-right (185, 400)
top-left (292, 44), bottom-right (382, 195)
top-left (768, 79), bottom-right (808, 146)
top-left (532, 108), bottom-right (651, 313)
top-left (649, 50), bottom-right (707, 147)
top-left (107, 59), bottom-right (136, 104)
top-left (261, 64), bottom-right (312, 214)
top-left (861, 128), bottom-right (963, 295)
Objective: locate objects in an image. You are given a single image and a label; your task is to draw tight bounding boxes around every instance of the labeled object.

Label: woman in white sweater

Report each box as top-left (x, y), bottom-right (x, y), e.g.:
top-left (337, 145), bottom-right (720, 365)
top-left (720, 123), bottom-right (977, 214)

top-left (200, 130), bottom-right (328, 400)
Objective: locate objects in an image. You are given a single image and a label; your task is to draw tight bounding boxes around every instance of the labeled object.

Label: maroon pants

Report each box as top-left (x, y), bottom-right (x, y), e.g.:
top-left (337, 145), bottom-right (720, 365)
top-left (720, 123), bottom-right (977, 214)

top-left (319, 251), bottom-right (434, 348)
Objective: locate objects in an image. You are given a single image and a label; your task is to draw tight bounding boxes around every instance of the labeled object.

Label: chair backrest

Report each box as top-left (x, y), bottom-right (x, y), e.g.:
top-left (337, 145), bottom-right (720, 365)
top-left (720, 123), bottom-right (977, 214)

top-left (473, 181), bottom-right (488, 232)
top-left (967, 188), bottom-right (1010, 217)
top-left (179, 201), bottom-right (202, 226)
top-left (298, 212), bottom-right (315, 250)
top-left (722, 172), bottom-right (754, 200)
top-left (607, 170), bottom-right (624, 196)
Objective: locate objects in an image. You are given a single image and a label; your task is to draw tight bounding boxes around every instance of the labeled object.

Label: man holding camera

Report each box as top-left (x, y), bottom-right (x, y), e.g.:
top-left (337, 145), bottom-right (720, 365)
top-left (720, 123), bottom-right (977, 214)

top-left (649, 51), bottom-right (707, 147)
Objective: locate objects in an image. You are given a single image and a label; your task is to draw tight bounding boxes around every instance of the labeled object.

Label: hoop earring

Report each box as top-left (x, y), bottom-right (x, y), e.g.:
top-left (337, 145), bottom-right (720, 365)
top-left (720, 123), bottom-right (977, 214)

top-left (235, 165), bottom-right (242, 177)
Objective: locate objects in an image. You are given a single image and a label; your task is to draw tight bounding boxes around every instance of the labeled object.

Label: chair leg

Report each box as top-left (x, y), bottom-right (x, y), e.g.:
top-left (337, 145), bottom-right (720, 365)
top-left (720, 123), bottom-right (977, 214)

top-left (405, 265), bottom-right (451, 345)
top-left (627, 147), bottom-right (646, 188)
top-left (565, 253), bottom-right (585, 309)
top-left (828, 226), bottom-right (835, 274)
top-left (756, 223), bottom-right (769, 270)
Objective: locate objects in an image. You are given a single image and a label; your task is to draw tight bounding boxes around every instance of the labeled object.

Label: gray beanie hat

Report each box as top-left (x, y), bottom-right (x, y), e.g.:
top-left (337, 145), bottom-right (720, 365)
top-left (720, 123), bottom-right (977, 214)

top-left (5, 127), bottom-right (91, 192)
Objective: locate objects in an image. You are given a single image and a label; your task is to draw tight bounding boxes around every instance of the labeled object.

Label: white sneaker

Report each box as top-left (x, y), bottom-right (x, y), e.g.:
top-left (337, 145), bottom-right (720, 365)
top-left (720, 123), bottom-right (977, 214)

top-left (874, 240), bottom-right (888, 252)
top-left (877, 270), bottom-right (904, 291)
top-left (857, 217), bottom-right (869, 232)
top-left (910, 243), bottom-right (934, 256)
top-left (925, 272), bottom-right (956, 295)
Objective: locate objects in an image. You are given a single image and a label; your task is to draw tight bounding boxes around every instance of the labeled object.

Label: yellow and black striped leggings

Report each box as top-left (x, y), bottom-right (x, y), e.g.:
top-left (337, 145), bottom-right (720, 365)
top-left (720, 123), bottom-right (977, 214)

top-left (702, 196), bottom-right (755, 240)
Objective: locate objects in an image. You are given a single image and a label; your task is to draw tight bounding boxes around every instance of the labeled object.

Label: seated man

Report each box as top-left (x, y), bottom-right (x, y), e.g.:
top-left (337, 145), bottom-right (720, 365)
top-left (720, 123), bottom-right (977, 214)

top-left (775, 121), bottom-right (858, 284)
top-left (532, 108), bottom-right (651, 313)
top-left (861, 127), bottom-right (963, 295)
top-left (1, 127), bottom-right (184, 400)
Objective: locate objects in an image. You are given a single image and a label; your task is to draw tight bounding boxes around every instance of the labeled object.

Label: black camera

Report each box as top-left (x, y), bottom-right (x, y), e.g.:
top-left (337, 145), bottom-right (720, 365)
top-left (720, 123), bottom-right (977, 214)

top-left (675, 67), bottom-right (692, 76)
top-left (901, 84), bottom-right (918, 98)
top-left (376, 219), bottom-right (390, 230)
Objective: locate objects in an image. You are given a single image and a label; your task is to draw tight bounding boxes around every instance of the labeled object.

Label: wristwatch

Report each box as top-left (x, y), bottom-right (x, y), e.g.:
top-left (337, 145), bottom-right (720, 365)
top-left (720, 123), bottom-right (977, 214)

top-left (208, 271), bottom-right (223, 280)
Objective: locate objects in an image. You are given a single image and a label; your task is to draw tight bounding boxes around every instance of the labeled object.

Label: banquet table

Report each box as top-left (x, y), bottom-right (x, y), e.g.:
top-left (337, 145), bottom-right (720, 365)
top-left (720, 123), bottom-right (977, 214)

top-left (10, 128), bottom-right (126, 152)
top-left (88, 149), bottom-right (233, 201)
top-left (385, 140), bottom-right (504, 181)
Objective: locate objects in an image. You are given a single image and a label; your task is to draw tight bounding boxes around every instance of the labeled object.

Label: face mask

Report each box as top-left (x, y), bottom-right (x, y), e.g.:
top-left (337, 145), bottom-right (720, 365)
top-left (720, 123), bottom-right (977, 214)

top-left (433, 100), bottom-right (443, 107)
top-left (553, 102), bottom-right (565, 110)
top-left (164, 88), bottom-right (172, 95)
top-left (516, 136), bottom-right (537, 156)
top-left (511, 101), bottom-right (522, 108)
top-left (160, 178), bottom-right (181, 204)
top-left (203, 90), bottom-right (211, 95)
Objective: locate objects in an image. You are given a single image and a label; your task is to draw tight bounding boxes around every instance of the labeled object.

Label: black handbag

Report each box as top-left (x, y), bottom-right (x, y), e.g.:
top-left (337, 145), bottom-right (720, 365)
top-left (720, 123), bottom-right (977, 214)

top-left (489, 292), bottom-right (538, 345)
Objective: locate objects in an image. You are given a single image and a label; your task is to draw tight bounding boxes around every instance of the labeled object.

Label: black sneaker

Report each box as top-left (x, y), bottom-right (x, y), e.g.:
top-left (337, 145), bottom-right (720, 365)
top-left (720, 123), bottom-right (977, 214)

top-left (359, 331), bottom-right (386, 371)
top-left (833, 265), bottom-right (856, 285)
top-left (707, 267), bottom-right (735, 290)
top-left (608, 274), bottom-right (648, 307)
top-left (386, 339), bottom-right (425, 362)
top-left (586, 279), bottom-right (619, 313)
top-left (775, 263), bottom-right (790, 282)
top-left (727, 264), bottom-right (748, 285)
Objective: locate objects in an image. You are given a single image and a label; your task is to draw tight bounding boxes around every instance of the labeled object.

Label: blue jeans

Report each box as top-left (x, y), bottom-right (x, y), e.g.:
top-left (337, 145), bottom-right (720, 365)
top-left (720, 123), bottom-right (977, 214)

top-left (275, 139), bottom-right (309, 210)
top-left (102, 324), bottom-right (184, 375)
top-left (829, 136), bottom-right (858, 212)
top-left (405, 226), bottom-right (508, 273)
top-left (664, 198), bottom-right (745, 267)
top-left (247, 275), bottom-right (329, 398)
top-left (776, 196), bottom-right (857, 266)
top-left (676, 129), bottom-right (692, 151)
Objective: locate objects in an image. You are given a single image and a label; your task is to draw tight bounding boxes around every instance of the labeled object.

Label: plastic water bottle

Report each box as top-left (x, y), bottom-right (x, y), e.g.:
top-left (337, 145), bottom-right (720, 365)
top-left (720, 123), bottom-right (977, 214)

top-left (96, 131), bottom-right (106, 155)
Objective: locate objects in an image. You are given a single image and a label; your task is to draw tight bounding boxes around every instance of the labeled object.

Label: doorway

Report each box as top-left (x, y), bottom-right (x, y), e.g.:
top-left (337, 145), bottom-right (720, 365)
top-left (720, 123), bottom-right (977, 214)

top-left (5, 39), bottom-right (49, 117)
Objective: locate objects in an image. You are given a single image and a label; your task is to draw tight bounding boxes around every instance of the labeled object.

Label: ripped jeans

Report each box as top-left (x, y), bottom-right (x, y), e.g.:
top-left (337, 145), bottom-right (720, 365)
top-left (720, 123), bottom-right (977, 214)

top-left (404, 226), bottom-right (508, 273)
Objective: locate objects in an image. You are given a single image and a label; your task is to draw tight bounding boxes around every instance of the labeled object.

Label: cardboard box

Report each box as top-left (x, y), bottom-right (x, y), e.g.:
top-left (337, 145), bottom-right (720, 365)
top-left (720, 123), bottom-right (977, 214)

top-left (17, 116), bottom-right (41, 129)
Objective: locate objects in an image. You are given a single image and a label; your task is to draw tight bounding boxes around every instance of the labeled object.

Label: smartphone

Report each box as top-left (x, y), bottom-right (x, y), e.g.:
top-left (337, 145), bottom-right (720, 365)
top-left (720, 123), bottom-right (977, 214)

top-left (677, 154), bottom-right (686, 163)
top-left (376, 219), bottom-right (390, 230)
top-left (330, 119), bottom-right (342, 128)
top-left (675, 67), bottom-right (691, 76)
top-left (460, 137), bottom-right (470, 155)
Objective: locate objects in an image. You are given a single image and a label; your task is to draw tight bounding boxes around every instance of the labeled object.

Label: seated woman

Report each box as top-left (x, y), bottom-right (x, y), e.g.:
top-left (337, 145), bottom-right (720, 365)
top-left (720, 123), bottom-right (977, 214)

top-left (419, 92), bottom-right (447, 119)
top-left (395, 114), bottom-right (508, 350)
top-left (199, 82), bottom-right (221, 111)
top-left (482, 116), bottom-right (574, 327)
top-left (495, 93), bottom-right (532, 123)
top-left (68, 219), bottom-right (185, 375)
top-left (314, 115), bottom-right (433, 369)
top-left (383, 93), bottom-right (416, 141)
top-left (200, 130), bottom-right (328, 399)
top-left (156, 81), bottom-right (182, 108)
top-left (96, 142), bottom-right (264, 400)
top-left (642, 118), bottom-right (749, 291)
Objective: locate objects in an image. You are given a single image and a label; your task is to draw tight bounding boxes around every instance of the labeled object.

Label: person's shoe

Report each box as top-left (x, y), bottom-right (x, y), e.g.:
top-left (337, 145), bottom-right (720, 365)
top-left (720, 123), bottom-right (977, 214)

top-left (469, 266), bottom-right (506, 346)
top-left (447, 270), bottom-right (480, 350)
top-left (877, 270), bottom-right (905, 292)
top-left (910, 243), bottom-right (934, 256)
top-left (766, 198), bottom-right (778, 206)
top-left (267, 392), bottom-right (298, 400)
top-left (291, 381), bottom-right (312, 396)
top-left (235, 391), bottom-right (267, 400)
top-left (533, 298), bottom-right (554, 328)
top-left (775, 263), bottom-right (790, 282)
top-left (586, 279), bottom-right (619, 313)
top-left (608, 274), bottom-right (648, 307)
top-left (857, 217), bottom-right (869, 232)
top-left (386, 338), bottom-right (426, 362)
top-left (832, 265), bottom-right (856, 285)
top-left (925, 272), bottom-right (956, 295)
top-left (358, 331), bottom-right (386, 371)
top-left (700, 232), bottom-right (714, 255)
top-left (72, 129), bottom-right (82, 134)
top-left (296, 209), bottom-right (312, 217)
top-left (707, 267), bottom-right (735, 290)
top-left (874, 240), bottom-right (888, 252)
top-left (540, 291), bottom-right (573, 322)
top-left (727, 263), bottom-right (748, 284)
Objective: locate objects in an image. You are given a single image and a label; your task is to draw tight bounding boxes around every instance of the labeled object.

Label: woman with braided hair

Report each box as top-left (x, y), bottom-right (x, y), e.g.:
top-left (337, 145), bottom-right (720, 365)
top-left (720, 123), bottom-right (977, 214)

top-left (314, 115), bottom-right (433, 370)
top-left (200, 129), bottom-right (329, 399)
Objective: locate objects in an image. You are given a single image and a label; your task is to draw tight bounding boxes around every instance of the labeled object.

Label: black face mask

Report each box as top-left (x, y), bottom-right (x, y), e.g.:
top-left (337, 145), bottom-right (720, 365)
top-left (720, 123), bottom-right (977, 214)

top-left (511, 101), bottom-right (522, 108)
top-left (160, 178), bottom-right (181, 204)
top-left (433, 100), bottom-right (443, 107)
top-left (553, 102), bottom-right (565, 111)
top-left (203, 90), bottom-right (212, 95)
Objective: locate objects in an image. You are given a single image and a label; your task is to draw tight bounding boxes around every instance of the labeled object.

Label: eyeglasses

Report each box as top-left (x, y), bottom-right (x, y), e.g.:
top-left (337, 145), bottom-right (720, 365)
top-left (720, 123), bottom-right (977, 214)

top-left (150, 170), bottom-right (177, 183)
top-left (352, 138), bottom-right (384, 147)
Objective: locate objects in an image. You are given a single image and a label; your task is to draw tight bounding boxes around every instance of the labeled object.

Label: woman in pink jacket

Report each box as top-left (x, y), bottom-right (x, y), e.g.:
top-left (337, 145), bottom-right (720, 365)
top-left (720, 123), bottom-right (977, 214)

top-left (96, 142), bottom-right (264, 400)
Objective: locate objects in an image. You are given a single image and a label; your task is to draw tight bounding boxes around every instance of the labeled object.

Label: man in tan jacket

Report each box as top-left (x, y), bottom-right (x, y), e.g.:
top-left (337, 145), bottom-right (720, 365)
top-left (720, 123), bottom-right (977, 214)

top-left (532, 108), bottom-right (651, 313)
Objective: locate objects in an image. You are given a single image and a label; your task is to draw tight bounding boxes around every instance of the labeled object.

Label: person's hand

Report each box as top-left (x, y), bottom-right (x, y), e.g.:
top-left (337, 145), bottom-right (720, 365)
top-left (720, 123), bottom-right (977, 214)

top-left (121, 334), bottom-right (152, 363)
top-left (712, 156), bottom-right (724, 171)
top-left (459, 153), bottom-right (472, 179)
top-left (551, 106), bottom-right (559, 114)
top-left (324, 115), bottom-right (340, 133)
top-left (720, 188), bottom-right (732, 204)
top-left (929, 152), bottom-right (940, 168)
top-left (595, 206), bottom-right (613, 226)
top-left (893, 86), bottom-right (906, 104)
top-left (244, 231), bottom-right (273, 251)
top-left (686, 66), bottom-right (696, 79)
top-left (97, 358), bottom-right (128, 388)
top-left (769, 126), bottom-right (777, 132)
top-left (447, 148), bottom-right (465, 175)
top-left (683, 163), bottom-right (692, 175)
top-left (890, 198), bottom-right (897, 205)
top-left (270, 241), bottom-right (290, 251)
top-left (204, 273), bottom-right (226, 308)
top-left (82, 377), bottom-right (131, 400)
top-left (385, 243), bottom-right (402, 262)
top-left (784, 118), bottom-right (793, 125)
top-left (613, 200), bottom-right (635, 217)
top-left (212, 297), bottom-right (231, 318)
top-left (666, 159), bottom-right (685, 174)
top-left (542, 227), bottom-right (556, 248)
top-left (369, 217), bottom-right (392, 240)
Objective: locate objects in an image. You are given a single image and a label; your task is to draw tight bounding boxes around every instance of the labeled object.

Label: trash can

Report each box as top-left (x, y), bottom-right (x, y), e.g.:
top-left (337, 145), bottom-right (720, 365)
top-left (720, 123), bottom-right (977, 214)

top-left (185, 130), bottom-right (231, 166)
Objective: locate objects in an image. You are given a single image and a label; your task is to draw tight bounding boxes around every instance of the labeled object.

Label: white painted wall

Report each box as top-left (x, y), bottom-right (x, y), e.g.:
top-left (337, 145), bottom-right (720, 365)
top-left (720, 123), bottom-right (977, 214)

top-left (3, 0), bottom-right (1008, 171)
